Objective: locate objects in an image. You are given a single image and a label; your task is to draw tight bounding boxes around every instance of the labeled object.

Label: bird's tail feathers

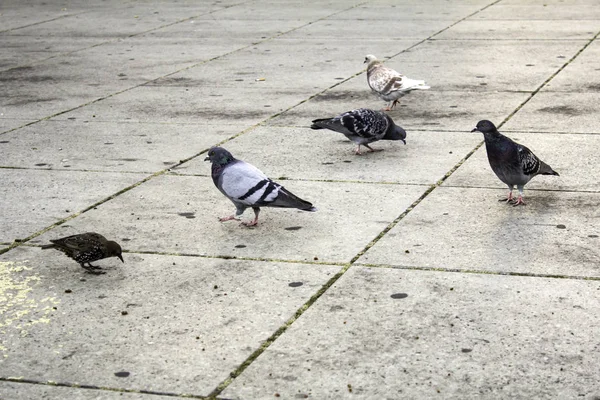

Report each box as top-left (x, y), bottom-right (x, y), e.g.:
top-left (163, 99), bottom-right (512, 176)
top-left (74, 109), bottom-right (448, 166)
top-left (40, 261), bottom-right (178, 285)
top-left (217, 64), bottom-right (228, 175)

top-left (310, 118), bottom-right (332, 130)
top-left (272, 187), bottom-right (316, 211)
top-left (403, 78), bottom-right (430, 90)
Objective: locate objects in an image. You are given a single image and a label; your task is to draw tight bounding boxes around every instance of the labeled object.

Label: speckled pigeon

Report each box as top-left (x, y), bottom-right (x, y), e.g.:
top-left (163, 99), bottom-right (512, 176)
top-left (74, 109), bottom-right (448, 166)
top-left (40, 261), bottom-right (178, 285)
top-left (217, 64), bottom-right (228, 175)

top-left (364, 54), bottom-right (430, 111)
top-left (204, 147), bottom-right (317, 226)
top-left (472, 120), bottom-right (559, 206)
top-left (310, 108), bottom-right (406, 155)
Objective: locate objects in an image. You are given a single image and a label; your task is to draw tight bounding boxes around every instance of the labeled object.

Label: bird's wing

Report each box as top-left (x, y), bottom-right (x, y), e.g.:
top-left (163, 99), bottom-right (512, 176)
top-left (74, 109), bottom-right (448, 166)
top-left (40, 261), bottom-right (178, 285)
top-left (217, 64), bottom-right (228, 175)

top-left (517, 144), bottom-right (541, 176)
top-left (339, 109), bottom-right (387, 139)
top-left (368, 65), bottom-right (405, 95)
top-left (219, 161), bottom-right (281, 206)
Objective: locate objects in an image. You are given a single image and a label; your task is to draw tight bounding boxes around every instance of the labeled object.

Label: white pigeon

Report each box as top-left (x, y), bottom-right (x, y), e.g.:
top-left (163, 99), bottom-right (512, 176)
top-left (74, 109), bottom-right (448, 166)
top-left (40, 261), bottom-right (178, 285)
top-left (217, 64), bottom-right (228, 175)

top-left (364, 54), bottom-right (430, 111)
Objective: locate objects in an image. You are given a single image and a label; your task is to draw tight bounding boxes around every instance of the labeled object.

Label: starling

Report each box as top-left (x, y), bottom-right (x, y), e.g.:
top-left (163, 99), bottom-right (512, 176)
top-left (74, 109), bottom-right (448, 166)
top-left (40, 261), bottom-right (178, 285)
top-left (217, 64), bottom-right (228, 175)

top-left (41, 232), bottom-right (124, 274)
top-left (472, 120), bottom-right (559, 206)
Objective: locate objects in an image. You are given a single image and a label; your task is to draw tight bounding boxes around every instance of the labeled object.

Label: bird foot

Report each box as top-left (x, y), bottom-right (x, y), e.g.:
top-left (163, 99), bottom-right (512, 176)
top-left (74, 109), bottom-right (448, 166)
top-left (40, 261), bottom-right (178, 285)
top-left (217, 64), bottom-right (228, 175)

top-left (511, 197), bottom-right (526, 206)
top-left (219, 215), bottom-right (240, 223)
top-left (241, 220), bottom-right (258, 227)
top-left (382, 107), bottom-right (392, 112)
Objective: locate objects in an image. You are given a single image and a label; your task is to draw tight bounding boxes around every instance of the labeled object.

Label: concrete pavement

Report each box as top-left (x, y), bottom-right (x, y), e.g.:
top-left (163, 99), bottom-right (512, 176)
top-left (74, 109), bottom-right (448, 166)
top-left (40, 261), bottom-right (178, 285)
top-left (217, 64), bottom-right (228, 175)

top-left (1, 0), bottom-right (599, 398)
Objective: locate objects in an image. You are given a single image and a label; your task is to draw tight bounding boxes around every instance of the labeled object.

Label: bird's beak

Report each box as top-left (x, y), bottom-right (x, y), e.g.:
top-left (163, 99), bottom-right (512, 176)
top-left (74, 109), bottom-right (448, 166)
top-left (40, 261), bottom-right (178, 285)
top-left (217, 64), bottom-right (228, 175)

top-left (363, 59), bottom-right (368, 64)
top-left (402, 139), bottom-right (406, 145)
top-left (204, 156), bottom-right (210, 162)
top-left (118, 254), bottom-right (124, 263)
top-left (471, 128), bottom-right (478, 132)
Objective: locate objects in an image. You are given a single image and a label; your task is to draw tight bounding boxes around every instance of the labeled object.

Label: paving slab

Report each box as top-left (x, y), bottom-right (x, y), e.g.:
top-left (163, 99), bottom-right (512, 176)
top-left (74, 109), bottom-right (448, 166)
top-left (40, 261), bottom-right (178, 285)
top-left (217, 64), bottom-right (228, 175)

top-left (0, 119), bottom-right (34, 134)
top-left (444, 132), bottom-right (599, 192)
top-left (502, 92), bottom-right (600, 134)
top-left (52, 85), bottom-right (317, 126)
top-left (387, 39), bottom-right (585, 92)
top-left (0, 381), bottom-right (179, 400)
top-left (0, 247), bottom-right (341, 396)
top-left (435, 19), bottom-right (600, 40)
top-left (543, 40), bottom-right (600, 93)
top-left (146, 16), bottom-right (306, 40)
top-left (358, 186), bottom-right (600, 277)
top-left (283, 19), bottom-right (452, 40)
top-left (147, 38), bottom-right (418, 91)
top-left (30, 175), bottom-right (424, 264)
top-left (0, 120), bottom-right (244, 173)
top-left (472, 3), bottom-right (600, 20)
top-left (267, 77), bottom-right (531, 131)
top-left (0, 169), bottom-right (146, 244)
top-left (222, 267), bottom-right (600, 399)
top-left (0, 35), bottom-right (102, 71)
top-left (0, 7), bottom-right (77, 33)
top-left (200, 1), bottom-right (355, 21)
top-left (173, 126), bottom-right (481, 185)
top-left (329, 3), bottom-right (486, 21)
top-left (6, 2), bottom-right (229, 38)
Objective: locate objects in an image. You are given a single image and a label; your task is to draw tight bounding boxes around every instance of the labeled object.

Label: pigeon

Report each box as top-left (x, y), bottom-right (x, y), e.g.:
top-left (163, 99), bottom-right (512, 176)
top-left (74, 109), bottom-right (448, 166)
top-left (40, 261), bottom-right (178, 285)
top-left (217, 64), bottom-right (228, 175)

top-left (310, 108), bottom-right (406, 155)
top-left (204, 147), bottom-right (317, 226)
top-left (472, 120), bottom-right (559, 206)
top-left (41, 232), bottom-right (124, 274)
top-left (364, 54), bottom-right (430, 111)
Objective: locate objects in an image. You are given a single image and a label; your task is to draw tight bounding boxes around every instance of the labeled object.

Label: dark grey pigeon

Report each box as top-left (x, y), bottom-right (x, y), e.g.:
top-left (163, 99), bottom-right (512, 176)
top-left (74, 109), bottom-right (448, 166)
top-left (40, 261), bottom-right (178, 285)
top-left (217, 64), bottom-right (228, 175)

top-left (204, 147), bottom-right (317, 226)
top-left (472, 120), bottom-right (559, 206)
top-left (310, 108), bottom-right (406, 155)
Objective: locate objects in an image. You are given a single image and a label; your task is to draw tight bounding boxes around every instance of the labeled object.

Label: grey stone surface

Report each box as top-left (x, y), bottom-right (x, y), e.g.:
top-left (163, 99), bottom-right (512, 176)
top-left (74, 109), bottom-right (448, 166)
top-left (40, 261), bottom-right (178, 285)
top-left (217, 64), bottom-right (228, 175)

top-left (0, 381), bottom-right (179, 400)
top-left (444, 132), bottom-right (600, 192)
top-left (0, 120), bottom-right (245, 172)
top-left (502, 93), bottom-right (600, 133)
top-left (146, 38), bottom-right (419, 92)
top-left (0, 119), bottom-right (34, 133)
top-left (223, 267), bottom-right (600, 400)
top-left (267, 76), bottom-right (531, 131)
top-left (31, 174), bottom-right (424, 264)
top-left (389, 39), bottom-right (585, 92)
top-left (473, 3), bottom-right (600, 20)
top-left (0, 246), bottom-right (341, 396)
top-left (358, 186), bottom-right (600, 277)
top-left (174, 126), bottom-right (482, 185)
top-left (0, 169), bottom-right (145, 243)
top-left (543, 40), bottom-right (600, 92)
top-left (436, 19), bottom-right (600, 40)
top-left (51, 85), bottom-right (317, 126)
top-left (1, 0), bottom-right (599, 398)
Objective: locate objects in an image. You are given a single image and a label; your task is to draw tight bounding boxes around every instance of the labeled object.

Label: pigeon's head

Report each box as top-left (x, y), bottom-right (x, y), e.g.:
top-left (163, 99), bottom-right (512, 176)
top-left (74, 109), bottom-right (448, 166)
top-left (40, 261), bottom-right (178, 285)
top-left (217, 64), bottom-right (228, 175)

top-left (106, 241), bottom-right (124, 263)
top-left (384, 123), bottom-right (407, 144)
top-left (364, 54), bottom-right (378, 64)
top-left (471, 120), bottom-right (498, 134)
top-left (204, 147), bottom-right (236, 166)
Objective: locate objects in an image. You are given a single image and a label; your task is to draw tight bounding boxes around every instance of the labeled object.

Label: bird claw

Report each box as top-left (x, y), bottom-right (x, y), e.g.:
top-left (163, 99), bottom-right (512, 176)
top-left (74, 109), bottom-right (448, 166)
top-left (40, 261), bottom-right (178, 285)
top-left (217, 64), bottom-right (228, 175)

top-left (511, 198), bottom-right (526, 206)
top-left (241, 221), bottom-right (258, 227)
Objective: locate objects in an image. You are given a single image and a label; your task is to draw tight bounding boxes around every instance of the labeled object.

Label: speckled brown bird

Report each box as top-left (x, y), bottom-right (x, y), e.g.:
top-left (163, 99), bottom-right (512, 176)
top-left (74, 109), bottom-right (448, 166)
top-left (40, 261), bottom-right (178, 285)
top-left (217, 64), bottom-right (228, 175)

top-left (41, 232), bottom-right (124, 274)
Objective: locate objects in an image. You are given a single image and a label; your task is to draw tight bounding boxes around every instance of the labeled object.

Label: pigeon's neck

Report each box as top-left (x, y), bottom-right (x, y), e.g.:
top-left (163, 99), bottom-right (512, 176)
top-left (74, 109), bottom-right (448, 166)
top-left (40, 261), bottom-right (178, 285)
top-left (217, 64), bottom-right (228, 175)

top-left (482, 130), bottom-right (503, 143)
top-left (211, 159), bottom-right (235, 181)
top-left (367, 61), bottom-right (382, 71)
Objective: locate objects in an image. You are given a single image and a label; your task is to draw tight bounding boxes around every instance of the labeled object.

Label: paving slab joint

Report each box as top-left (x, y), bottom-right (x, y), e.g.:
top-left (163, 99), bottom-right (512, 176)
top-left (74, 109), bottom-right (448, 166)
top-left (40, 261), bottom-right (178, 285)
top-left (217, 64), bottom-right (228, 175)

top-left (0, 377), bottom-right (205, 398)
